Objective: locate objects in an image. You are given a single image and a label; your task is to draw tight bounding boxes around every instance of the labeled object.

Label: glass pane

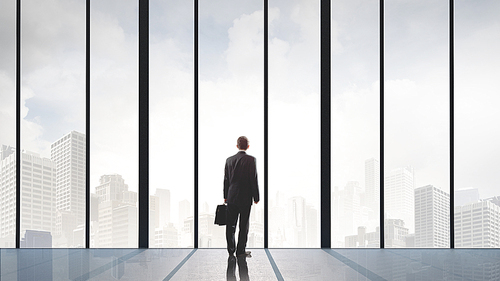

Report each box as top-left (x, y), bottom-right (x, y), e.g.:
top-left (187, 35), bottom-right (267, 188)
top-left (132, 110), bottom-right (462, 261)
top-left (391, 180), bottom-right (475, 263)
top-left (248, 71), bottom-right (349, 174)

top-left (268, 0), bottom-right (320, 248)
top-left (0, 0), bottom-right (17, 248)
top-left (455, 0), bottom-right (500, 248)
top-left (90, 0), bottom-right (138, 248)
top-left (199, 0), bottom-right (264, 248)
top-left (150, 0), bottom-right (194, 248)
top-left (385, 0), bottom-right (450, 248)
top-left (331, 0), bottom-right (380, 248)
top-left (21, 0), bottom-right (86, 248)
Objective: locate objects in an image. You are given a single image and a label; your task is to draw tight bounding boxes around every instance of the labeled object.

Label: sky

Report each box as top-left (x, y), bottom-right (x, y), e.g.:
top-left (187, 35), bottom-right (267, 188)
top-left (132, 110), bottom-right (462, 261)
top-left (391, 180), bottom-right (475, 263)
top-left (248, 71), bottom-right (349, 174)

top-left (1, 0), bottom-right (500, 241)
top-left (330, 0), bottom-right (379, 191)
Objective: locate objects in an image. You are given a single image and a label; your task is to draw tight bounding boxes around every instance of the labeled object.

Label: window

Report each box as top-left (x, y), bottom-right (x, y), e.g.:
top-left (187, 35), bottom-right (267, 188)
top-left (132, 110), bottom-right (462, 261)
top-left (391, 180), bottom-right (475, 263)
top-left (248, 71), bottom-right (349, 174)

top-left (149, 0), bottom-right (194, 248)
top-left (384, 0), bottom-right (449, 248)
top-left (269, 0), bottom-right (320, 248)
top-left (3, 0), bottom-right (500, 250)
top-left (331, 0), bottom-right (380, 248)
top-left (455, 0), bottom-right (500, 248)
top-left (198, 0), bottom-right (264, 248)
top-left (90, 0), bottom-right (138, 248)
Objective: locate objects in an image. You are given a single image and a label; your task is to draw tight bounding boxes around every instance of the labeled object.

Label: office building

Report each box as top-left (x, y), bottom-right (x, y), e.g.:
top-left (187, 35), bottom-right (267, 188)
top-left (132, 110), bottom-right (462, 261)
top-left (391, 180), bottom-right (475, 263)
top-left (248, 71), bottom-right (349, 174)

top-left (305, 204), bottom-right (318, 247)
top-left (455, 197), bottom-right (500, 248)
top-left (21, 230), bottom-right (52, 248)
top-left (198, 213), bottom-right (225, 248)
top-left (414, 185), bottom-right (450, 248)
top-left (385, 219), bottom-right (408, 248)
top-left (287, 196), bottom-right (306, 247)
top-left (155, 223), bottom-right (179, 248)
top-left (178, 199), bottom-right (190, 227)
top-left (0, 146), bottom-right (16, 247)
top-left (365, 158), bottom-right (380, 212)
top-left (0, 149), bottom-right (56, 247)
top-left (150, 195), bottom-right (160, 229)
top-left (385, 166), bottom-right (415, 233)
top-left (95, 174), bottom-right (129, 202)
top-left (156, 189), bottom-right (171, 226)
top-left (345, 226), bottom-right (380, 248)
top-left (51, 131), bottom-right (86, 246)
top-left (332, 182), bottom-right (362, 247)
top-left (95, 174), bottom-right (137, 248)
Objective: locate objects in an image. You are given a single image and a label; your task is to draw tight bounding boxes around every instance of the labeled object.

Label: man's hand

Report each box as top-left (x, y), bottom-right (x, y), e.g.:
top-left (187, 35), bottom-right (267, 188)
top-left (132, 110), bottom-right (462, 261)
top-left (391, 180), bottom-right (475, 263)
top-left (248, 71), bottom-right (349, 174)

top-left (224, 199), bottom-right (227, 203)
top-left (254, 201), bottom-right (259, 204)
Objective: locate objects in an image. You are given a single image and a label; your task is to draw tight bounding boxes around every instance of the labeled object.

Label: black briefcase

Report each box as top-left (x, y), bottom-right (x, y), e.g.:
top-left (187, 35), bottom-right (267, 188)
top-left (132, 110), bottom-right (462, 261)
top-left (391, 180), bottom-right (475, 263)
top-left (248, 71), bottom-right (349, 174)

top-left (214, 204), bottom-right (227, 226)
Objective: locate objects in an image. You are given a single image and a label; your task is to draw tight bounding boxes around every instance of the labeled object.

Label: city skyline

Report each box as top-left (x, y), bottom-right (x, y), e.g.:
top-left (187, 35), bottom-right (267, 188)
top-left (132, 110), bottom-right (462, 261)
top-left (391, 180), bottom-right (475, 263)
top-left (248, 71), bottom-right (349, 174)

top-left (4, 134), bottom-right (500, 249)
top-left (1, 0), bottom-right (499, 250)
top-left (1, 133), bottom-right (321, 248)
top-left (2, 132), bottom-right (496, 247)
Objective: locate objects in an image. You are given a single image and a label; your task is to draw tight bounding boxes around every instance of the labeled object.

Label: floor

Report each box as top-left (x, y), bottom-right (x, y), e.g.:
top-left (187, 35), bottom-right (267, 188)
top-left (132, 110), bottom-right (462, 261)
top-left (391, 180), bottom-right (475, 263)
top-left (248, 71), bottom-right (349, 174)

top-left (1, 248), bottom-right (500, 280)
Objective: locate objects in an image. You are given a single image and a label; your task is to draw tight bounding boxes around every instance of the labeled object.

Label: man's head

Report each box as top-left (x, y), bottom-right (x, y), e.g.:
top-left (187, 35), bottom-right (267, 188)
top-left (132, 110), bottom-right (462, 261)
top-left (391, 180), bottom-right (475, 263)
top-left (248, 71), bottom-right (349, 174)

top-left (237, 136), bottom-right (249, 151)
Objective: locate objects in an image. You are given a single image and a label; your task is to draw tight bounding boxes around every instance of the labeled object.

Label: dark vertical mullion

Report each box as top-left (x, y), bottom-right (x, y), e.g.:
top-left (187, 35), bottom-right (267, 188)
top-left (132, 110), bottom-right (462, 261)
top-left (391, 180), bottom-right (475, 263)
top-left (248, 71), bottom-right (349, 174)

top-left (194, 0), bottom-right (199, 249)
top-left (449, 0), bottom-right (455, 249)
top-left (85, 0), bottom-right (90, 249)
top-left (16, 0), bottom-right (21, 249)
top-left (263, 0), bottom-right (269, 249)
top-left (379, 0), bottom-right (385, 249)
top-left (138, 0), bottom-right (149, 248)
top-left (320, 0), bottom-right (331, 249)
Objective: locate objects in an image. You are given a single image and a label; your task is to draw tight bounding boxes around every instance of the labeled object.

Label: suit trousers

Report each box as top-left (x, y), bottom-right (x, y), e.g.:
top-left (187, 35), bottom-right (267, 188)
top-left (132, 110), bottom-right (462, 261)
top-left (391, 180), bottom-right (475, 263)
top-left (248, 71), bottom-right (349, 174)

top-left (226, 203), bottom-right (251, 255)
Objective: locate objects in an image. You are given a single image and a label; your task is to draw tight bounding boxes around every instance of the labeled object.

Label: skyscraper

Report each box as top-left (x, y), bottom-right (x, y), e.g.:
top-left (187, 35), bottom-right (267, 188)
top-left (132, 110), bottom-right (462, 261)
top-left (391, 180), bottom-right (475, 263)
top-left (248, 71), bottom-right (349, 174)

top-left (365, 158), bottom-right (380, 212)
top-left (414, 185), bottom-right (449, 248)
top-left (150, 194), bottom-right (160, 229)
top-left (95, 174), bottom-right (129, 202)
top-left (178, 199), bottom-right (190, 226)
top-left (455, 197), bottom-right (500, 248)
top-left (149, 194), bottom-right (160, 247)
top-left (287, 196), bottom-right (306, 247)
top-left (333, 181), bottom-right (362, 245)
top-left (156, 189), bottom-right (171, 226)
top-left (95, 174), bottom-right (137, 248)
top-left (384, 219), bottom-right (408, 248)
top-left (305, 204), bottom-right (318, 247)
top-left (51, 131), bottom-right (85, 246)
top-left (0, 146), bottom-right (16, 247)
top-left (0, 149), bottom-right (56, 247)
top-left (385, 166), bottom-right (415, 233)
top-left (155, 223), bottom-right (179, 248)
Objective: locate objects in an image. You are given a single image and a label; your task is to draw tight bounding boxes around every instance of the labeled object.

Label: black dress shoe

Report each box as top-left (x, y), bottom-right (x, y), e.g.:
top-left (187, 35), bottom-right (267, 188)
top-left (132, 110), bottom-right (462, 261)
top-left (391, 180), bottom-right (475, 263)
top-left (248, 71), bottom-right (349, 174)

top-left (236, 251), bottom-right (251, 257)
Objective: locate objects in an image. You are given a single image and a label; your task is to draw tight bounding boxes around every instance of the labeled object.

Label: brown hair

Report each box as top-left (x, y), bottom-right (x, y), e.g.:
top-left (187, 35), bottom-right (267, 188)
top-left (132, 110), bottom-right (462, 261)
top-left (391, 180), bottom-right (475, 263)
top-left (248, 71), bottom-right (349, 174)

top-left (237, 136), bottom-right (249, 150)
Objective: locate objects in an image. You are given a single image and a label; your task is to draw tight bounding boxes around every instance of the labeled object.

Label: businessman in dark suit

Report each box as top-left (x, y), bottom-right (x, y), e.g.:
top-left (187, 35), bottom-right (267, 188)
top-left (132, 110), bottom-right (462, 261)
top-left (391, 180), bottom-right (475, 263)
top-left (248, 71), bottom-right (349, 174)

top-left (224, 136), bottom-right (260, 257)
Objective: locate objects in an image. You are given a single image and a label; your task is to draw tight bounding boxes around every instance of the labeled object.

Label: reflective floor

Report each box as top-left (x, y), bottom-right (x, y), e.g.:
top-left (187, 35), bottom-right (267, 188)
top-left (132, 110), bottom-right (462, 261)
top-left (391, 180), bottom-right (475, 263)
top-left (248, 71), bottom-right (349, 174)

top-left (1, 248), bottom-right (500, 280)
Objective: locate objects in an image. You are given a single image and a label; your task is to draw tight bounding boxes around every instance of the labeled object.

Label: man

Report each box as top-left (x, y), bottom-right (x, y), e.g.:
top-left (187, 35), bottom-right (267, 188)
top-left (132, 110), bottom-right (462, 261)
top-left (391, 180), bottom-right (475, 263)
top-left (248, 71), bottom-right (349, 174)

top-left (224, 136), bottom-right (260, 257)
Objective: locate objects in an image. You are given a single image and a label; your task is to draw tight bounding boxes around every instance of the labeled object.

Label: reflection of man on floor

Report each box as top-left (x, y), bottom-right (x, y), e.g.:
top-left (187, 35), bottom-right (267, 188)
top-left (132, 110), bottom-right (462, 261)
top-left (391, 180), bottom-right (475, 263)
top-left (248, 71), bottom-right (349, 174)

top-left (226, 254), bottom-right (250, 281)
top-left (224, 136), bottom-right (260, 257)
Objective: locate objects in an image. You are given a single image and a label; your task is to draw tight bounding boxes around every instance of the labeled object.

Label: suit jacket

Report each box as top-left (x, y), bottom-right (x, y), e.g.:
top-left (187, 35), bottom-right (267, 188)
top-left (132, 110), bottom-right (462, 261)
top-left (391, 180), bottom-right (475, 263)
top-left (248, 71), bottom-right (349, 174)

top-left (224, 151), bottom-right (260, 206)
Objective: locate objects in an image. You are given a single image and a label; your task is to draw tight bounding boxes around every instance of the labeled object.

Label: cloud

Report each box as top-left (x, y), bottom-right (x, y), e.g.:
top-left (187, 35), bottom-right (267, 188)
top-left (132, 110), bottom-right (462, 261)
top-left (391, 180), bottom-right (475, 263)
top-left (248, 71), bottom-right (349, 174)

top-left (384, 77), bottom-right (449, 191)
top-left (331, 82), bottom-right (380, 189)
top-left (0, 70), bottom-right (52, 157)
top-left (193, 1), bottom-right (324, 208)
top-left (226, 10), bottom-right (264, 80)
top-left (86, 0), bottom-right (139, 191)
top-left (0, 72), bottom-right (16, 147)
top-left (0, 0), bottom-right (86, 156)
top-left (21, 0), bottom-right (85, 73)
top-left (149, 11), bottom-right (195, 211)
top-left (0, 0), bottom-right (16, 78)
top-left (454, 16), bottom-right (500, 197)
